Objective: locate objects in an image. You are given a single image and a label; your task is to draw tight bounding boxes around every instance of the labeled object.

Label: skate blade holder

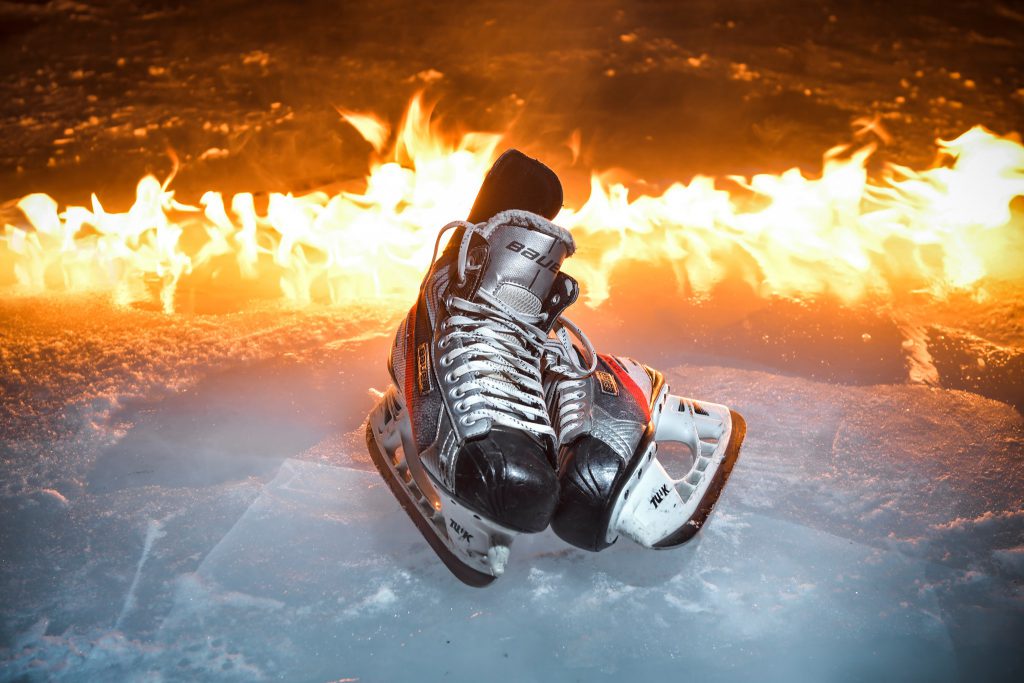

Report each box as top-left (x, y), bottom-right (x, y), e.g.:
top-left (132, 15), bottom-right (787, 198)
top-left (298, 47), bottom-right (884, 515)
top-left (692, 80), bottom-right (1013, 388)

top-left (436, 489), bottom-right (517, 576)
top-left (369, 386), bottom-right (517, 580)
top-left (608, 392), bottom-right (732, 548)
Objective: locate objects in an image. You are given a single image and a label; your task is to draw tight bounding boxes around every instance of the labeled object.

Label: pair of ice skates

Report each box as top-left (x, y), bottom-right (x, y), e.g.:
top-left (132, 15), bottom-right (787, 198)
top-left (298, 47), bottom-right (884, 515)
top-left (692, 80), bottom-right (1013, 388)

top-left (365, 150), bottom-right (746, 586)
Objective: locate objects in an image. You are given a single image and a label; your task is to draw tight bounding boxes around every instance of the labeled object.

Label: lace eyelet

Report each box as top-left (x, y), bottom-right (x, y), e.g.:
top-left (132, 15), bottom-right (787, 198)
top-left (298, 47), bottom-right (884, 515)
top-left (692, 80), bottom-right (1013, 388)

top-left (455, 400), bottom-right (467, 412)
top-left (460, 416), bottom-right (477, 427)
top-left (451, 388), bottom-right (464, 399)
top-left (444, 372), bottom-right (456, 383)
top-left (440, 355), bottom-right (452, 367)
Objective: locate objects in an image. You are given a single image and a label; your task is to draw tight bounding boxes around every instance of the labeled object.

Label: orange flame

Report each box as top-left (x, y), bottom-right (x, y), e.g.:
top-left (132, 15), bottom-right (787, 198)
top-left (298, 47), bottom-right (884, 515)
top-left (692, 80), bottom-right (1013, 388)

top-left (2, 94), bottom-right (1022, 313)
top-left (563, 127), bottom-right (1024, 305)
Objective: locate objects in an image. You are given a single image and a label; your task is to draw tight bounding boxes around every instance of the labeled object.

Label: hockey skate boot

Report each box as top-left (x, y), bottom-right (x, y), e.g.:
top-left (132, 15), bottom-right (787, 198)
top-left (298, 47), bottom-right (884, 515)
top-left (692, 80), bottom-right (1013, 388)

top-left (366, 150), bottom-right (594, 586)
top-left (544, 349), bottom-right (746, 552)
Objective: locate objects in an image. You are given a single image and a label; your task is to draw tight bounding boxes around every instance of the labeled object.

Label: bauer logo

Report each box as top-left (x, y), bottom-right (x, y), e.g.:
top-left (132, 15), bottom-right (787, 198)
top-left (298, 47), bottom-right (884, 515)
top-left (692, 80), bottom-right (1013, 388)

top-left (449, 519), bottom-right (473, 543)
top-left (596, 370), bottom-right (618, 396)
top-left (650, 484), bottom-right (671, 509)
top-left (505, 240), bottom-right (560, 273)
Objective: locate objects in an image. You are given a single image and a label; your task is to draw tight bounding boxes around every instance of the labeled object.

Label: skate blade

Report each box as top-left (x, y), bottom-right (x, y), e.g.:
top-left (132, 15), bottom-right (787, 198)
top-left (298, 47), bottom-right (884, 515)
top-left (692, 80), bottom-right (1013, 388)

top-left (365, 386), bottom-right (518, 586)
top-left (606, 384), bottom-right (746, 549)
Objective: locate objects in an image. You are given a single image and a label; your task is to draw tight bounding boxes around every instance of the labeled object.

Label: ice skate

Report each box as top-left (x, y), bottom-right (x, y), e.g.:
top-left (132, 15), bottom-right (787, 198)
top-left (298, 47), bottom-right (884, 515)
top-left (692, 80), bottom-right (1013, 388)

top-left (366, 149), bottom-right (594, 586)
top-left (544, 350), bottom-right (746, 551)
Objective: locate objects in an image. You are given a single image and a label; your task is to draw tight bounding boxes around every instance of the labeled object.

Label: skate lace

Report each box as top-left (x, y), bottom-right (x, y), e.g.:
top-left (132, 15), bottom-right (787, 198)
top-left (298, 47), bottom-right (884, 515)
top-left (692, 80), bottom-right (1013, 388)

top-left (543, 306), bottom-right (616, 437)
top-left (430, 221), bottom-right (597, 439)
top-left (543, 338), bottom-right (594, 437)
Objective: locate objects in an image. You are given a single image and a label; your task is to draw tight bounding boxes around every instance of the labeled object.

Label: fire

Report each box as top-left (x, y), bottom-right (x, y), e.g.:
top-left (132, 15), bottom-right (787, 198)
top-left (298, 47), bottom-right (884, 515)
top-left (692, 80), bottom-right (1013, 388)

top-left (2, 94), bottom-right (1022, 313)
top-left (563, 127), bottom-right (1024, 306)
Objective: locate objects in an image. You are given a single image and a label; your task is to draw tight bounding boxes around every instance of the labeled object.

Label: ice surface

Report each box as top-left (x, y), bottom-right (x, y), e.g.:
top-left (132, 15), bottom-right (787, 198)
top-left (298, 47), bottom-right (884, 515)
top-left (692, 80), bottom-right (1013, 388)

top-left (2, 341), bottom-right (1021, 681)
top-left (150, 459), bottom-right (964, 682)
top-left (0, 457), bottom-right (967, 682)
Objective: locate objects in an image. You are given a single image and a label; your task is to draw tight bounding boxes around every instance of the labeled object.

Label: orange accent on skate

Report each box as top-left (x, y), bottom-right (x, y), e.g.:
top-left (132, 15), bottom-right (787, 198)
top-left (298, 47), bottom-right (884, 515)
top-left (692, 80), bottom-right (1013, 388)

top-left (603, 355), bottom-right (651, 423)
top-left (403, 300), bottom-right (419, 445)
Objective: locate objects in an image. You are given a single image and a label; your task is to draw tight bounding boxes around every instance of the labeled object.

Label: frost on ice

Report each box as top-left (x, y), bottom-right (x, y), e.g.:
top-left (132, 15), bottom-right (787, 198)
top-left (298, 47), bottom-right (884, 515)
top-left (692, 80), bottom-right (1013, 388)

top-left (1, 311), bottom-right (1020, 681)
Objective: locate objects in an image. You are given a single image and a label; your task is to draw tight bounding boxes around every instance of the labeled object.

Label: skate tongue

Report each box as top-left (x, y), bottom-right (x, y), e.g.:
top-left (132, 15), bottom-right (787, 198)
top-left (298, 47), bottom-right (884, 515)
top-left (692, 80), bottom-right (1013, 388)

top-left (468, 149), bottom-right (563, 222)
top-left (471, 211), bottom-right (575, 315)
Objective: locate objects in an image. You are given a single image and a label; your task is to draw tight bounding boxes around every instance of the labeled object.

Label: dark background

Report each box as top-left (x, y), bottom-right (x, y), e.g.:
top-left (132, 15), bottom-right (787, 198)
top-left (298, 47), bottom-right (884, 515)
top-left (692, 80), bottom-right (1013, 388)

top-left (2, 0), bottom-right (1022, 206)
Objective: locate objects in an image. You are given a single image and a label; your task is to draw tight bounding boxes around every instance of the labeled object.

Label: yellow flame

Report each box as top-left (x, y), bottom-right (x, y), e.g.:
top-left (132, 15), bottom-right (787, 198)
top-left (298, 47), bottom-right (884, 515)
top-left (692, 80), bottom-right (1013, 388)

top-left (560, 129), bottom-right (1024, 305)
top-left (2, 94), bottom-right (1022, 314)
top-left (335, 107), bottom-right (391, 155)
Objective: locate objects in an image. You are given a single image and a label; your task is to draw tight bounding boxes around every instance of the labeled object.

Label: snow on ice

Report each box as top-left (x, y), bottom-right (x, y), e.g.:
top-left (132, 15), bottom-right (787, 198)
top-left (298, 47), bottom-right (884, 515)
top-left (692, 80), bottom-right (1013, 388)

top-left (1, 300), bottom-right (1021, 681)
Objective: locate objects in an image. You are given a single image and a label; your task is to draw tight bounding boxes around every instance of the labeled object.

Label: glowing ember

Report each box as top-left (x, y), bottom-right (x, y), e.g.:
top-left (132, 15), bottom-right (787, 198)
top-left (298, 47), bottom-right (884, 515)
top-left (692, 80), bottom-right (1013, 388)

top-left (2, 94), bottom-right (1022, 313)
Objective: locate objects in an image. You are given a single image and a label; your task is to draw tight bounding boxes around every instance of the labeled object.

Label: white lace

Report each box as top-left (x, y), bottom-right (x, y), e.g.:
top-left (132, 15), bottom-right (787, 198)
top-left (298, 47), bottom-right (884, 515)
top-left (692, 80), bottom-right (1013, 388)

top-left (543, 337), bottom-right (594, 436)
top-left (430, 220), bottom-right (597, 438)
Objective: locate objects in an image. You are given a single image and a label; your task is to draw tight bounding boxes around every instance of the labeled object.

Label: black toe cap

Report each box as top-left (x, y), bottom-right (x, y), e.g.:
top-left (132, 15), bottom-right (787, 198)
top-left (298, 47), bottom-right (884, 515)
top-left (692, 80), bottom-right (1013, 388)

top-left (551, 436), bottom-right (624, 551)
top-left (452, 426), bottom-right (559, 533)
